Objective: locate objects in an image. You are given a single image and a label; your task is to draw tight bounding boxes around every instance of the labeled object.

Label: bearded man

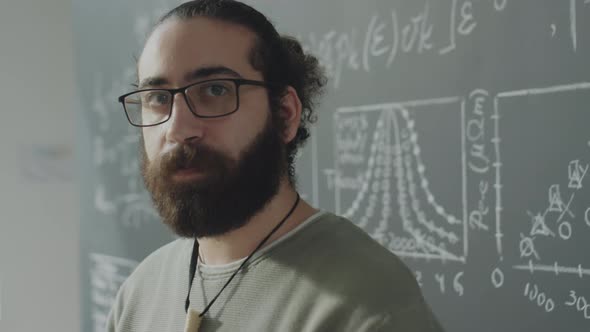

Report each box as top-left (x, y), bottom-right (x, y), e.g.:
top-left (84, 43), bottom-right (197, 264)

top-left (108, 1), bottom-right (444, 331)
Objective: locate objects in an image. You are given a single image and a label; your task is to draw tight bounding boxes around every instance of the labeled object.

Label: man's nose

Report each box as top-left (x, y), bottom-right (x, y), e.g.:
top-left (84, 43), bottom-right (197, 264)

top-left (165, 92), bottom-right (204, 143)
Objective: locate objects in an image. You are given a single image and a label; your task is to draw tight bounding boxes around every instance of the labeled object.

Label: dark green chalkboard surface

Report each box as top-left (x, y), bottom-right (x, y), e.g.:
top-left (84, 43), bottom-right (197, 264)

top-left (73, 1), bottom-right (590, 331)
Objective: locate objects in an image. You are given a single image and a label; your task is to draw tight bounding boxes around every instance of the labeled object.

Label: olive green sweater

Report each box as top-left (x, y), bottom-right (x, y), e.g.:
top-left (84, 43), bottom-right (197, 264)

top-left (107, 211), bottom-right (444, 331)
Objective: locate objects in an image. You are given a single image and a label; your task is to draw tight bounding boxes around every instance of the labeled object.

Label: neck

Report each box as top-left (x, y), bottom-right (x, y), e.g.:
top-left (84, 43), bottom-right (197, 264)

top-left (196, 178), bottom-right (318, 266)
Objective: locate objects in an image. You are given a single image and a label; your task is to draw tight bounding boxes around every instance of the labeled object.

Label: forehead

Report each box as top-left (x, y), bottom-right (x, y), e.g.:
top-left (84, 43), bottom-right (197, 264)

top-left (138, 17), bottom-right (260, 85)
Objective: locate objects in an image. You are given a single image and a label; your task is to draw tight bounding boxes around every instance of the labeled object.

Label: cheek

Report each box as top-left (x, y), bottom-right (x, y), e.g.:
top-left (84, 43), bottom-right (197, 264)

top-left (226, 93), bottom-right (270, 146)
top-left (224, 116), bottom-right (266, 157)
top-left (206, 129), bottom-right (243, 162)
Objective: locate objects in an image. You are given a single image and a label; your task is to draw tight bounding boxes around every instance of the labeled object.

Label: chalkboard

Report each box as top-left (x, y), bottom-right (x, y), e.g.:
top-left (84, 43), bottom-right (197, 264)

top-left (73, 0), bottom-right (590, 331)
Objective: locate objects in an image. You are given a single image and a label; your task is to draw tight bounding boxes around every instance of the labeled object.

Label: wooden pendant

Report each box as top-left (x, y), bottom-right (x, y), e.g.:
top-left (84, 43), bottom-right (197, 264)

top-left (184, 308), bottom-right (202, 332)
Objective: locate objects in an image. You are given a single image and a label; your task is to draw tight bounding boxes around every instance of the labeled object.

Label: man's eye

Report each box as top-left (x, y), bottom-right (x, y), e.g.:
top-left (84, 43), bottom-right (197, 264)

top-left (203, 84), bottom-right (229, 97)
top-left (146, 92), bottom-right (170, 105)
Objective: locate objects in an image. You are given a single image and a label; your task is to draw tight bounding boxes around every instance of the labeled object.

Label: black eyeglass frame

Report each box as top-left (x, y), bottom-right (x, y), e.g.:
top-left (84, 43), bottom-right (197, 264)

top-left (117, 78), bottom-right (271, 127)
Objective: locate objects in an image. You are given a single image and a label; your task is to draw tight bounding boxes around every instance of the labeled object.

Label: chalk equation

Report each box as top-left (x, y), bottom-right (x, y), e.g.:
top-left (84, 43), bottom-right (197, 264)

top-left (522, 282), bottom-right (590, 319)
top-left (333, 97), bottom-right (468, 263)
top-left (495, 82), bottom-right (590, 273)
top-left (323, 81), bottom-right (590, 322)
top-left (299, 0), bottom-right (589, 89)
top-left (328, 80), bottom-right (590, 260)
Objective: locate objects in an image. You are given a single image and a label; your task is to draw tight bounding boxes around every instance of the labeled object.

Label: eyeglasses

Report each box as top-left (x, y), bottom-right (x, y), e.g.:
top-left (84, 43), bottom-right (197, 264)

top-left (118, 78), bottom-right (269, 127)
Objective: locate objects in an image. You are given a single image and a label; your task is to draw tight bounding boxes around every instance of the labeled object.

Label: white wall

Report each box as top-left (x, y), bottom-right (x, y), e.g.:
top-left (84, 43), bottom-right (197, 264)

top-left (0, 0), bottom-right (80, 331)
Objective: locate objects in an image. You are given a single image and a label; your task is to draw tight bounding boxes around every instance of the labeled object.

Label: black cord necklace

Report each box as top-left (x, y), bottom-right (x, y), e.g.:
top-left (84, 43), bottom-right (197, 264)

top-left (184, 193), bottom-right (301, 318)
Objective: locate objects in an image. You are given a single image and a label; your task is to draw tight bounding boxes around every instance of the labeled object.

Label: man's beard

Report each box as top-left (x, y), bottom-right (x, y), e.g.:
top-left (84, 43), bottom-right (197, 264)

top-left (141, 116), bottom-right (286, 238)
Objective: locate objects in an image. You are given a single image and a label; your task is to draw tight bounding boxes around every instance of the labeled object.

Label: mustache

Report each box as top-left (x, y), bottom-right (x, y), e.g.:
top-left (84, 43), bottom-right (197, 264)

top-left (158, 143), bottom-right (228, 176)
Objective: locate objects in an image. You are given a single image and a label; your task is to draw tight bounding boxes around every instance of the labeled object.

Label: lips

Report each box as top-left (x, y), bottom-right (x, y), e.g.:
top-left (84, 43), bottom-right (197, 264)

top-left (172, 167), bottom-right (205, 181)
top-left (160, 146), bottom-right (223, 182)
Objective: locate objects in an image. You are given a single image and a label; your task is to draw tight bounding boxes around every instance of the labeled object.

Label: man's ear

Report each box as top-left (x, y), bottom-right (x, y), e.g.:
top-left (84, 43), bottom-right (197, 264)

top-left (277, 86), bottom-right (303, 144)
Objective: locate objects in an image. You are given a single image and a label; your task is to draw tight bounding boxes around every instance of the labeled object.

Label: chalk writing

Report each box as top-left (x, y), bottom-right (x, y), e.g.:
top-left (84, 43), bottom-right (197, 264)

top-left (89, 253), bottom-right (138, 332)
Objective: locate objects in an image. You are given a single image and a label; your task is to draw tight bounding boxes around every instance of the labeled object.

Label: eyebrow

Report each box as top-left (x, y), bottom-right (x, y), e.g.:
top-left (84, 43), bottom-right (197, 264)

top-left (137, 66), bottom-right (243, 89)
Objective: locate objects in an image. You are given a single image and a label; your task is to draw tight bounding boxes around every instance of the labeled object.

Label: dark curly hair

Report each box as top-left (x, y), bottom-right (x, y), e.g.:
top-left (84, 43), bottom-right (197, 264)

top-left (155, 0), bottom-right (327, 185)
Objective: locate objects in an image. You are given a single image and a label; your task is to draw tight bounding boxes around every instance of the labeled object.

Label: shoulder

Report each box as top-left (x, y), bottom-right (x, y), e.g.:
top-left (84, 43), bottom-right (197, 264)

top-left (114, 238), bottom-right (192, 303)
top-left (287, 212), bottom-right (421, 296)
top-left (278, 213), bottom-right (443, 329)
top-left (308, 213), bottom-right (416, 277)
top-left (107, 238), bottom-right (192, 330)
